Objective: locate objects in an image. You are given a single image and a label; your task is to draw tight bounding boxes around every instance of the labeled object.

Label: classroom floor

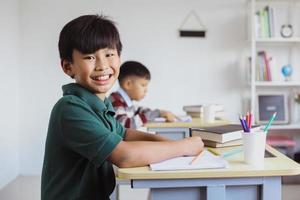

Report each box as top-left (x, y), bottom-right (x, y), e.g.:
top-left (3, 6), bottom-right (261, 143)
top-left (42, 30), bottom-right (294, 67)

top-left (0, 176), bottom-right (300, 200)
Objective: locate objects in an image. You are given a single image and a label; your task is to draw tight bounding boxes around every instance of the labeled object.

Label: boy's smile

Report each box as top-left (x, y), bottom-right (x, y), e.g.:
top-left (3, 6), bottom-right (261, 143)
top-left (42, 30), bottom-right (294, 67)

top-left (62, 48), bottom-right (121, 100)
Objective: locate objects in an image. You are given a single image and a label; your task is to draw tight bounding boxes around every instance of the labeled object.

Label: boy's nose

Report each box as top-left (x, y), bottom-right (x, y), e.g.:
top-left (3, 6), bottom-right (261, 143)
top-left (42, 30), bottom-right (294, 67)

top-left (95, 65), bottom-right (108, 71)
top-left (95, 60), bottom-right (109, 71)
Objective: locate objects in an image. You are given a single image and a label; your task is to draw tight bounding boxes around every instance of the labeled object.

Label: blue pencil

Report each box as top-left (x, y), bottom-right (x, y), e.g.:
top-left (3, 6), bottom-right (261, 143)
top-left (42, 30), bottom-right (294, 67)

top-left (222, 148), bottom-right (243, 158)
top-left (239, 115), bottom-right (250, 132)
top-left (239, 115), bottom-right (246, 132)
top-left (243, 117), bottom-right (250, 132)
top-left (208, 148), bottom-right (243, 158)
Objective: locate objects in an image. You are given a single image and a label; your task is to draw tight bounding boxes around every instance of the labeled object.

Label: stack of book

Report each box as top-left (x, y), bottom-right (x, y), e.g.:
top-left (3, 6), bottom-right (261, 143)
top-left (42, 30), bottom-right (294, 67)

top-left (183, 104), bottom-right (225, 119)
top-left (183, 105), bottom-right (203, 118)
top-left (191, 124), bottom-right (260, 147)
top-left (256, 51), bottom-right (273, 81)
top-left (255, 5), bottom-right (275, 38)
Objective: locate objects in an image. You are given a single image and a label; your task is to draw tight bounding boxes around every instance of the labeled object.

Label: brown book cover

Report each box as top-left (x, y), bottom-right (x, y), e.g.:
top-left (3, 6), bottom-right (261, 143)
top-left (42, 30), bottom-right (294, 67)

top-left (191, 124), bottom-right (260, 143)
top-left (203, 139), bottom-right (243, 148)
top-left (183, 105), bottom-right (203, 113)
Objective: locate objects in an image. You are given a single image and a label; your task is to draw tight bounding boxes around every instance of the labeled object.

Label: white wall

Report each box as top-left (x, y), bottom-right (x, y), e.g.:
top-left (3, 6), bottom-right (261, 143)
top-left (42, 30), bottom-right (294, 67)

top-left (3, 0), bottom-right (249, 176)
top-left (18, 0), bottom-right (107, 174)
top-left (110, 0), bottom-right (248, 115)
top-left (0, 0), bottom-right (20, 188)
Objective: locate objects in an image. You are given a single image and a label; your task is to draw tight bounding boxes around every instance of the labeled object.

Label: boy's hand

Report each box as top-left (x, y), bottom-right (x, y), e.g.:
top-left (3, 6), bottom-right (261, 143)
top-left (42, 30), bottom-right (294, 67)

top-left (160, 110), bottom-right (177, 122)
top-left (182, 136), bottom-right (204, 156)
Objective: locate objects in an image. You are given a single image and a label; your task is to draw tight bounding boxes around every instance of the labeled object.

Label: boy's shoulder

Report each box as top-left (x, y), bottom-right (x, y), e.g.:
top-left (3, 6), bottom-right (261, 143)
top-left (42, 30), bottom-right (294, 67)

top-left (109, 91), bottom-right (123, 102)
top-left (58, 94), bottom-right (85, 105)
top-left (109, 91), bottom-right (120, 99)
top-left (53, 94), bottom-right (87, 112)
top-left (108, 92), bottom-right (126, 106)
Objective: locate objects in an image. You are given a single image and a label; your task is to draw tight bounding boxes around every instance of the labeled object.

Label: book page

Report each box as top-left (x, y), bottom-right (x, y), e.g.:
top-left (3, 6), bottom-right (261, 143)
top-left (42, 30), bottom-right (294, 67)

top-left (150, 150), bottom-right (228, 171)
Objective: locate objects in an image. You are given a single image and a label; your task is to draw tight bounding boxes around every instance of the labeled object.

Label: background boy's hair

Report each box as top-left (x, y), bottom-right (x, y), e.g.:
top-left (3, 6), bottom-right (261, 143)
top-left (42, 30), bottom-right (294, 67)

top-left (58, 14), bottom-right (122, 61)
top-left (118, 61), bottom-right (151, 83)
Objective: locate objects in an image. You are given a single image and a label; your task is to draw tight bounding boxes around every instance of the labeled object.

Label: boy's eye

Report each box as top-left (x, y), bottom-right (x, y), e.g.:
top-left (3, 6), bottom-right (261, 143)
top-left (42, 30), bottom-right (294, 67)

top-left (106, 53), bottom-right (115, 57)
top-left (83, 56), bottom-right (95, 60)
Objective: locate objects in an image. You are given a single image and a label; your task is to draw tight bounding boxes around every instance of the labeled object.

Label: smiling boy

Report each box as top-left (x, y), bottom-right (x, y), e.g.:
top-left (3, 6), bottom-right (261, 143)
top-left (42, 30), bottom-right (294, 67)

top-left (41, 15), bottom-right (204, 200)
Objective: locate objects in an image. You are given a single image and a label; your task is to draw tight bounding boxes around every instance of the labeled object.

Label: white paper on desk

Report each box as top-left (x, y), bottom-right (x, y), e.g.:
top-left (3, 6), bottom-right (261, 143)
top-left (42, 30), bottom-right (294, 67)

top-left (150, 150), bottom-right (228, 171)
top-left (153, 115), bottom-right (192, 123)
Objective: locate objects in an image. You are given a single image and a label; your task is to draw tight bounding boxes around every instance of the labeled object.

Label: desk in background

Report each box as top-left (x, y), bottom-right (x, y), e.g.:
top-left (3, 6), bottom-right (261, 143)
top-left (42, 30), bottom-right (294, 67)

top-left (145, 118), bottom-right (229, 140)
top-left (118, 145), bottom-right (300, 200)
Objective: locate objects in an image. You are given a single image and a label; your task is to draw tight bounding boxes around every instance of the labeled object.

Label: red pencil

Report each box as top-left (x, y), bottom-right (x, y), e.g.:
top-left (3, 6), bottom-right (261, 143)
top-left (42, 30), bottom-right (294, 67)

top-left (246, 112), bottom-right (250, 128)
top-left (249, 112), bottom-right (253, 129)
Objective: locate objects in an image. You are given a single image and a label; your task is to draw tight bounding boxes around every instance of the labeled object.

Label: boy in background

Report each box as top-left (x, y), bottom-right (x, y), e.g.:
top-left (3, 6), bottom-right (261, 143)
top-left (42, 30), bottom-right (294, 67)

top-left (109, 61), bottom-right (177, 128)
top-left (41, 15), bottom-right (204, 200)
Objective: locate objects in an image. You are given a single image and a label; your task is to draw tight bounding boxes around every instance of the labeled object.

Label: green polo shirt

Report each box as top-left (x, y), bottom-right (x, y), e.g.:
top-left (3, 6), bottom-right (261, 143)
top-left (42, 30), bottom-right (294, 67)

top-left (41, 83), bottom-right (126, 200)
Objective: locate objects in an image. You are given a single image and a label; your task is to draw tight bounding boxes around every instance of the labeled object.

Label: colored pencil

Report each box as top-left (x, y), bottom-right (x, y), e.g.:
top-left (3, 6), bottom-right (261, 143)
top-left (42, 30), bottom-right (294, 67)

top-left (207, 148), bottom-right (243, 158)
top-left (249, 111), bottom-right (253, 129)
top-left (239, 115), bottom-right (246, 132)
top-left (189, 150), bottom-right (205, 165)
top-left (222, 148), bottom-right (243, 158)
top-left (263, 112), bottom-right (277, 133)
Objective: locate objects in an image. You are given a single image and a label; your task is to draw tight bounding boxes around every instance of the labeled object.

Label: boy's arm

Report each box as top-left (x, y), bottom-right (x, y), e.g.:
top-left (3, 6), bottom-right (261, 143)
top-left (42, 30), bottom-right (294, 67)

top-left (107, 136), bottom-right (204, 168)
top-left (139, 107), bottom-right (178, 122)
top-left (136, 107), bottom-right (160, 121)
top-left (123, 128), bottom-right (170, 142)
top-left (159, 109), bottom-right (177, 122)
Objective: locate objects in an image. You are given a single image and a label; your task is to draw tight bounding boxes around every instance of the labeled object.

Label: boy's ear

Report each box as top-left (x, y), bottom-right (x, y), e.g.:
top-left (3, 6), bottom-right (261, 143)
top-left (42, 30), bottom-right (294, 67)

top-left (122, 78), bottom-right (132, 90)
top-left (61, 59), bottom-right (74, 78)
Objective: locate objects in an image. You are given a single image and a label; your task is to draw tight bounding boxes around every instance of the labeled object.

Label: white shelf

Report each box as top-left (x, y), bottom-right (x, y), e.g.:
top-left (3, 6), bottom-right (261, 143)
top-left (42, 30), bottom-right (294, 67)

top-left (256, 38), bottom-right (300, 43)
top-left (255, 0), bottom-right (300, 3)
top-left (248, 0), bottom-right (300, 126)
top-left (254, 81), bottom-right (300, 87)
top-left (266, 123), bottom-right (300, 130)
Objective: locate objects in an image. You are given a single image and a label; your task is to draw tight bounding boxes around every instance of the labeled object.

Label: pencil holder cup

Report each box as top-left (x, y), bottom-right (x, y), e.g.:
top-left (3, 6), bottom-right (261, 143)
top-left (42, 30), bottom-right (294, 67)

top-left (242, 130), bottom-right (266, 168)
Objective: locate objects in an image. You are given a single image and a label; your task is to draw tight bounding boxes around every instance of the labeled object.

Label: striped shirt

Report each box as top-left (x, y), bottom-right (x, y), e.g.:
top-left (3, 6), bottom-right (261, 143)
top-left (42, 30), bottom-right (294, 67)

top-left (108, 89), bottom-right (160, 129)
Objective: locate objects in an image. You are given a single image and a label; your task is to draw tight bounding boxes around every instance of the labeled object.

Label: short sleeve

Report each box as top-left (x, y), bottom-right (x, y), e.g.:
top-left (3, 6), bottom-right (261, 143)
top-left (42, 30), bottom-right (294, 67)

top-left (115, 119), bottom-right (126, 138)
top-left (60, 100), bottom-right (122, 168)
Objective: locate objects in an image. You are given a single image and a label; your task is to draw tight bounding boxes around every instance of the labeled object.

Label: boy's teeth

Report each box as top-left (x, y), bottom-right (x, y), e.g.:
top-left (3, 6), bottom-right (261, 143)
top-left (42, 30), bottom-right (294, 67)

top-left (94, 75), bottom-right (109, 80)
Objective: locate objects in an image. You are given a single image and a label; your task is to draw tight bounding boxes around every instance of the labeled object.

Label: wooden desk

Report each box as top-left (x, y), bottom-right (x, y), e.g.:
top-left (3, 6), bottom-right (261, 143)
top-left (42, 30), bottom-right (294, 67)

top-left (145, 118), bottom-right (229, 140)
top-left (118, 145), bottom-right (300, 200)
top-left (145, 118), bottom-right (229, 128)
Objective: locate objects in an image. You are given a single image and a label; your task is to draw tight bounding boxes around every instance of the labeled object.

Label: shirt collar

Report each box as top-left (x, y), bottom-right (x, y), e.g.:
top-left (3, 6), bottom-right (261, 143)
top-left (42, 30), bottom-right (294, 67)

top-left (62, 83), bottom-right (115, 115)
top-left (117, 87), bottom-right (133, 107)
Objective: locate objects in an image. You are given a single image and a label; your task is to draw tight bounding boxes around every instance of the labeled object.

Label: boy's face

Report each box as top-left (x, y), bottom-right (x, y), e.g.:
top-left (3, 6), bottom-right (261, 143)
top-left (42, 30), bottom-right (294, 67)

top-left (62, 48), bottom-right (120, 100)
top-left (124, 77), bottom-right (149, 101)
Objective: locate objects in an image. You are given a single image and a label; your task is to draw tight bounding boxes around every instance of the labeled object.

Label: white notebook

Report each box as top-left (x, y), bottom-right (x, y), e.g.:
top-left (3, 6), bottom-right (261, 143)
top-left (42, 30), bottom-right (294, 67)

top-left (150, 150), bottom-right (228, 171)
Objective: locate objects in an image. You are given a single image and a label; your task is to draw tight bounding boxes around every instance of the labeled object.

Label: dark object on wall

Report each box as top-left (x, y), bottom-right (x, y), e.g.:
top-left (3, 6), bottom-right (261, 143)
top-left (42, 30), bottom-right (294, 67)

top-left (179, 10), bottom-right (206, 38)
top-left (179, 30), bottom-right (206, 37)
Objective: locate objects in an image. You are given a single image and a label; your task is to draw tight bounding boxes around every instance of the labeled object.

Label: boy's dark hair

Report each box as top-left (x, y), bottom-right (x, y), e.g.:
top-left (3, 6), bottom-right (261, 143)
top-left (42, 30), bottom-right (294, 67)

top-left (59, 14), bottom-right (122, 61)
top-left (118, 61), bottom-right (151, 83)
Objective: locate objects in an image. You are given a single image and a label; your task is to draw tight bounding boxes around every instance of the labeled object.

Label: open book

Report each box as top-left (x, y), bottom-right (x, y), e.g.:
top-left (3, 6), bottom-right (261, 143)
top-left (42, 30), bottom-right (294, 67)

top-left (150, 150), bottom-right (228, 171)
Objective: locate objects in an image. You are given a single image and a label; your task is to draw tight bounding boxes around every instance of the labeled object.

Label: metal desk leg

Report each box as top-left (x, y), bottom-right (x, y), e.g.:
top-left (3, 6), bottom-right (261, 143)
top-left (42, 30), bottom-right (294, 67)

top-left (261, 176), bottom-right (281, 200)
top-left (207, 185), bottom-right (226, 200)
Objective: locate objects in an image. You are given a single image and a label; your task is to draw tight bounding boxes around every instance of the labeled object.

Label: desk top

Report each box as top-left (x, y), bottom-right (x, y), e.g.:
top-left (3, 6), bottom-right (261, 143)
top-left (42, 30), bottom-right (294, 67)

top-left (145, 118), bottom-right (229, 128)
top-left (117, 145), bottom-right (300, 180)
